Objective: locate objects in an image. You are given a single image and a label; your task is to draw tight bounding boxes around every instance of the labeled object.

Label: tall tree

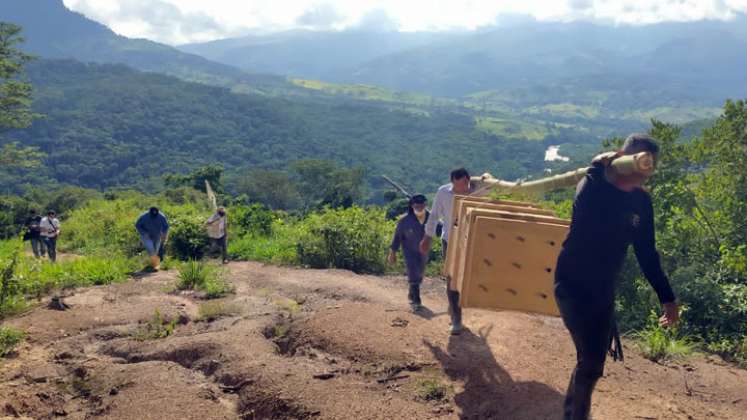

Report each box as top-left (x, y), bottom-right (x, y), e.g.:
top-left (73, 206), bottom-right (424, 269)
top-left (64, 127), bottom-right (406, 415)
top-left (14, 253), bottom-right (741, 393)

top-left (0, 22), bottom-right (41, 167)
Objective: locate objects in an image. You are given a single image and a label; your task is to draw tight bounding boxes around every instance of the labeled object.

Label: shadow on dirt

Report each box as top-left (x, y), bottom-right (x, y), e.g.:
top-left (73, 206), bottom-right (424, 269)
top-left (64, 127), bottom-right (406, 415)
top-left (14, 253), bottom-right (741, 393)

top-left (425, 325), bottom-right (564, 420)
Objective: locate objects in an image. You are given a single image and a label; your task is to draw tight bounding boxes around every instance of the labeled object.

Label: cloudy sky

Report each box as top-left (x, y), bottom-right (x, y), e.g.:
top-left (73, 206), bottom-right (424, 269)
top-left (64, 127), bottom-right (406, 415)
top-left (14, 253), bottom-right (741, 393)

top-left (62, 0), bottom-right (747, 45)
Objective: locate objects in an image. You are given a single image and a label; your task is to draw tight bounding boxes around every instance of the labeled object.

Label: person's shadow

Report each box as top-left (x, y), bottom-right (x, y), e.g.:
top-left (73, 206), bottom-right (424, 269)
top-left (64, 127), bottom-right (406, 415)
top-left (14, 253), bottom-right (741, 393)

top-left (424, 325), bottom-right (564, 419)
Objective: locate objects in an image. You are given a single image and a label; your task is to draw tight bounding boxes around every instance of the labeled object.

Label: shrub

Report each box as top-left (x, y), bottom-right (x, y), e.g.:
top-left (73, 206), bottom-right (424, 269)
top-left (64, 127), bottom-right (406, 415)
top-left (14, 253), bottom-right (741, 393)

top-left (133, 309), bottom-right (176, 341)
top-left (0, 326), bottom-right (24, 356)
top-left (176, 260), bottom-right (231, 298)
top-left (228, 218), bottom-right (299, 265)
top-left (232, 204), bottom-right (274, 237)
top-left (167, 215), bottom-right (210, 260)
top-left (197, 301), bottom-right (240, 321)
top-left (296, 206), bottom-right (394, 274)
top-left (636, 312), bottom-right (694, 362)
top-left (415, 378), bottom-right (449, 401)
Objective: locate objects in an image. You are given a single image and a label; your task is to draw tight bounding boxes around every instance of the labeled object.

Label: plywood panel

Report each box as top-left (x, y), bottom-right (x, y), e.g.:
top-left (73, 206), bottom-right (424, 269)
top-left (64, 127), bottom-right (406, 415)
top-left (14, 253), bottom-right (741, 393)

top-left (444, 196), bottom-right (556, 283)
top-left (459, 216), bottom-right (568, 317)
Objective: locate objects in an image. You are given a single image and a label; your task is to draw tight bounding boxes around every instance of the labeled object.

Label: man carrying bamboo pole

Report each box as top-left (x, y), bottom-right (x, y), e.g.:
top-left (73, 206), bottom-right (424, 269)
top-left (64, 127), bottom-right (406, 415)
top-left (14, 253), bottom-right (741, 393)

top-left (555, 134), bottom-right (680, 420)
top-left (420, 167), bottom-right (474, 334)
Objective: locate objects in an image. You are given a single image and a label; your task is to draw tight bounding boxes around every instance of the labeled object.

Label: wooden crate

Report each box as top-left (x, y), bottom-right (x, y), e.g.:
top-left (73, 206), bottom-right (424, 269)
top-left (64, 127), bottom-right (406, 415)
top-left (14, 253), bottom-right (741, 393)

top-left (459, 215), bottom-right (568, 317)
top-left (442, 195), bottom-right (570, 317)
top-left (443, 196), bottom-right (554, 284)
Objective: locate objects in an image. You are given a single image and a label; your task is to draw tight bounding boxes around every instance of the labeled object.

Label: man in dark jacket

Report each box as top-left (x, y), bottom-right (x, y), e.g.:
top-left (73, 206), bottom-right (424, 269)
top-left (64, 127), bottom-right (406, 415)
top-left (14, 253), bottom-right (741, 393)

top-left (24, 209), bottom-right (45, 258)
top-left (555, 133), bottom-right (680, 420)
top-left (388, 194), bottom-right (429, 312)
top-left (135, 207), bottom-right (170, 270)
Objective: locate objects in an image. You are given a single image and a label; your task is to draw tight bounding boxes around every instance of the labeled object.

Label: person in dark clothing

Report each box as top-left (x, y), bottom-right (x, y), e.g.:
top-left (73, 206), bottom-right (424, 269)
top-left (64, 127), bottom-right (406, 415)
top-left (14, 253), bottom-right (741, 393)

top-left (554, 133), bottom-right (680, 420)
top-left (24, 209), bottom-right (46, 258)
top-left (389, 194), bottom-right (430, 312)
top-left (135, 207), bottom-right (170, 270)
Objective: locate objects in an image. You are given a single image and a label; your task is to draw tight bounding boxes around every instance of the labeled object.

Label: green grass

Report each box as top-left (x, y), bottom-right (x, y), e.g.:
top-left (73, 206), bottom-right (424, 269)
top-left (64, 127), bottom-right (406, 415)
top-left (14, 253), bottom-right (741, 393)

top-left (133, 309), bottom-right (177, 341)
top-left (0, 326), bottom-right (24, 357)
top-left (2, 239), bottom-right (137, 317)
top-left (474, 116), bottom-right (552, 140)
top-left (176, 260), bottom-right (232, 298)
top-left (197, 301), bottom-right (241, 321)
top-left (414, 378), bottom-right (450, 401)
top-left (636, 324), bottom-right (694, 363)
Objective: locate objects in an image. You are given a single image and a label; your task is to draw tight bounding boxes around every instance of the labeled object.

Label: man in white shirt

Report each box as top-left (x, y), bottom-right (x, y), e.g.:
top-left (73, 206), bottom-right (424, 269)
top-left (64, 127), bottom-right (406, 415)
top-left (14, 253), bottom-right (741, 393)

top-left (206, 207), bottom-right (228, 263)
top-left (40, 210), bottom-right (61, 263)
top-left (420, 168), bottom-right (473, 334)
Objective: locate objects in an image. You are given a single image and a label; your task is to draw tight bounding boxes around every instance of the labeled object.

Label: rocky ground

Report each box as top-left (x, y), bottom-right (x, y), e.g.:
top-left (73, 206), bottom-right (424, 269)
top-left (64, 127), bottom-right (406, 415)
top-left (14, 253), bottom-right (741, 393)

top-left (1, 261), bottom-right (745, 419)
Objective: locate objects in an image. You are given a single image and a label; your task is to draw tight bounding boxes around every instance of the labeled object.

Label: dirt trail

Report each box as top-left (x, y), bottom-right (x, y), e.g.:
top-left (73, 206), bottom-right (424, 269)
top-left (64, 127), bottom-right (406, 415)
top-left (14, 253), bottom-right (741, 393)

top-left (2, 261), bottom-right (746, 419)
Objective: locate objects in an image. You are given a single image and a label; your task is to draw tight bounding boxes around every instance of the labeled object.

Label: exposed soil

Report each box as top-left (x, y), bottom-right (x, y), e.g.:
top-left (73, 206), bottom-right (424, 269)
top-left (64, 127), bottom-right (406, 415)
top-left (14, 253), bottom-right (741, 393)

top-left (2, 261), bottom-right (746, 419)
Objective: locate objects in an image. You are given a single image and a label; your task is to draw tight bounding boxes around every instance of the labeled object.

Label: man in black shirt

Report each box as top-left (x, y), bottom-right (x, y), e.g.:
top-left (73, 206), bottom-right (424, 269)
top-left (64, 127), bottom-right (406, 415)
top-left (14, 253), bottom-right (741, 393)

top-left (24, 209), bottom-right (46, 258)
top-left (555, 134), bottom-right (680, 420)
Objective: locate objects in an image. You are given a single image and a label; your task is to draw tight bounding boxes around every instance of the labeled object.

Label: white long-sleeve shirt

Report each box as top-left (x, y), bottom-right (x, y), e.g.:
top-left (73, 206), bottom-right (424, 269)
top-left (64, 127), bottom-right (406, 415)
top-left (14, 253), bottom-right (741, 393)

top-left (40, 217), bottom-right (60, 238)
top-left (425, 183), bottom-right (473, 243)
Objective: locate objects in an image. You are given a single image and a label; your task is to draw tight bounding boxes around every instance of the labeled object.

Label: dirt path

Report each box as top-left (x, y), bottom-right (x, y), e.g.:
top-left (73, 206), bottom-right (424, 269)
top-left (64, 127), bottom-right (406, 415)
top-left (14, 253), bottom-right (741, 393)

top-left (1, 261), bottom-right (745, 419)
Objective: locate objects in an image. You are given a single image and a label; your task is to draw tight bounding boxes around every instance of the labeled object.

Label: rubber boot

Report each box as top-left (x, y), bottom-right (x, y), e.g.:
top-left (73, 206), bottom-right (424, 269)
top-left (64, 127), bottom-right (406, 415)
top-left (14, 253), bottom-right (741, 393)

top-left (150, 255), bottom-right (161, 271)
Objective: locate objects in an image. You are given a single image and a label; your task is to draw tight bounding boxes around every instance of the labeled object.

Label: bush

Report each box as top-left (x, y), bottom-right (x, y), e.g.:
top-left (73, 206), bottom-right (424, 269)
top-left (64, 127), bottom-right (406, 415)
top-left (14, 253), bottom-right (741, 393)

top-left (0, 326), bottom-right (24, 356)
top-left (636, 312), bottom-right (694, 362)
top-left (229, 218), bottom-right (299, 265)
top-left (197, 301), bottom-right (240, 321)
top-left (176, 260), bottom-right (231, 298)
top-left (232, 204), bottom-right (274, 237)
top-left (296, 206), bottom-right (394, 274)
top-left (167, 214), bottom-right (210, 260)
top-left (133, 309), bottom-right (176, 341)
top-left (61, 195), bottom-right (212, 259)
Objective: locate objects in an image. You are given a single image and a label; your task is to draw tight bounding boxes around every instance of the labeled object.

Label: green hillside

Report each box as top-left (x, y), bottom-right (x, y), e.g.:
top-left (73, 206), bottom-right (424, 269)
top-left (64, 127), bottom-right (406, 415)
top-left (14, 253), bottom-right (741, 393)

top-left (2, 60), bottom-right (555, 199)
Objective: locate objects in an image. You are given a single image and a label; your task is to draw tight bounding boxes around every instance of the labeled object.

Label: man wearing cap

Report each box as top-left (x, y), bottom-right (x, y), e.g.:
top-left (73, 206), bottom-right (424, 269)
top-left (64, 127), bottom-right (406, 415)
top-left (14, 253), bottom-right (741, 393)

top-left (420, 167), bottom-right (474, 334)
top-left (389, 194), bottom-right (429, 312)
top-left (206, 207), bottom-right (229, 264)
top-left (135, 207), bottom-right (170, 270)
top-left (40, 210), bottom-right (60, 263)
top-left (554, 133), bottom-right (680, 420)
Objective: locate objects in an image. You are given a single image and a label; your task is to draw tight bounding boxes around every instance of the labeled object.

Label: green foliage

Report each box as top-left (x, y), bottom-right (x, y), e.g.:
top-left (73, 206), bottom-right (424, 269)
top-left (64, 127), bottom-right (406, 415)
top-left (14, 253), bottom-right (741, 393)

top-left (197, 301), bottom-right (240, 322)
top-left (1, 238), bottom-right (135, 317)
top-left (176, 259), bottom-right (231, 298)
top-left (232, 204), bottom-right (274, 237)
top-left (0, 142), bottom-right (44, 167)
top-left (236, 169), bottom-right (300, 210)
top-left (0, 22), bottom-right (36, 132)
top-left (0, 195), bottom-right (34, 238)
top-left (6, 59), bottom-right (552, 198)
top-left (0, 240), bottom-right (22, 315)
top-left (133, 309), bottom-right (176, 341)
top-left (228, 218), bottom-right (299, 265)
top-left (636, 312), bottom-right (694, 362)
top-left (297, 206), bottom-right (393, 274)
top-left (414, 378), bottom-right (449, 401)
top-left (165, 164), bottom-right (224, 194)
top-left (0, 325), bottom-right (24, 357)
top-left (168, 214), bottom-right (211, 260)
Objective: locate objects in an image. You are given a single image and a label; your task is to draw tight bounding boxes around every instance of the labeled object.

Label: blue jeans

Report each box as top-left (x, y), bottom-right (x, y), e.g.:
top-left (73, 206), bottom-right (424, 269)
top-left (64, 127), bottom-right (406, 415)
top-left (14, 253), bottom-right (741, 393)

top-left (442, 239), bottom-right (462, 327)
top-left (140, 233), bottom-right (161, 257)
top-left (31, 237), bottom-right (46, 257)
top-left (42, 237), bottom-right (57, 263)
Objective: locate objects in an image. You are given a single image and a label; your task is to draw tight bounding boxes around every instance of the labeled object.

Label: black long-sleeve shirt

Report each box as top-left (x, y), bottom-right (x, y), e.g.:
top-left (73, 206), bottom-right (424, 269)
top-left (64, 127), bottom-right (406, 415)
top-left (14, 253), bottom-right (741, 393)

top-left (555, 163), bottom-right (676, 304)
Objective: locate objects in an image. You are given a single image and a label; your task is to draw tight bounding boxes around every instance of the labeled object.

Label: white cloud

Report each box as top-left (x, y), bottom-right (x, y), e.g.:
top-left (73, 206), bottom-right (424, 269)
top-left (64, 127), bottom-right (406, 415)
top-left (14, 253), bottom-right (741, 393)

top-left (62, 0), bottom-right (747, 44)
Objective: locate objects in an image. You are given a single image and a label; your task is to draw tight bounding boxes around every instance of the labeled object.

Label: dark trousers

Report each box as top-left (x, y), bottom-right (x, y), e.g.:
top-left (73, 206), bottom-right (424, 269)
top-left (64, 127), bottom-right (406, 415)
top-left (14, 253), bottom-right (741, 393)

top-left (209, 235), bottom-right (228, 261)
top-left (555, 285), bottom-right (614, 420)
top-left (442, 239), bottom-right (462, 326)
top-left (42, 236), bottom-right (57, 263)
top-left (408, 283), bottom-right (421, 306)
top-left (31, 237), bottom-right (46, 257)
